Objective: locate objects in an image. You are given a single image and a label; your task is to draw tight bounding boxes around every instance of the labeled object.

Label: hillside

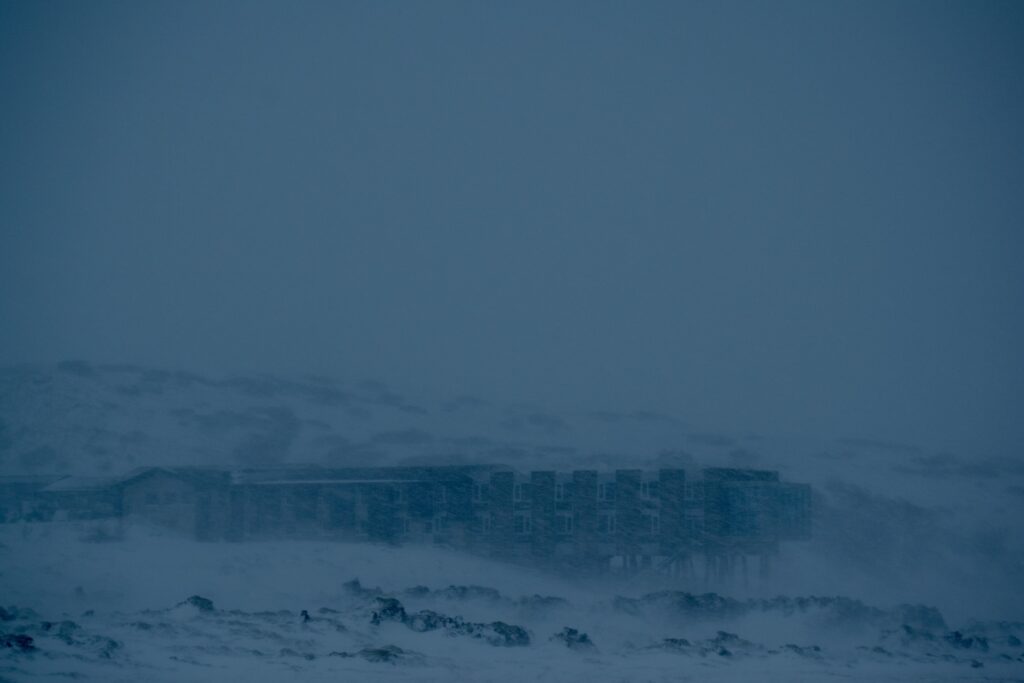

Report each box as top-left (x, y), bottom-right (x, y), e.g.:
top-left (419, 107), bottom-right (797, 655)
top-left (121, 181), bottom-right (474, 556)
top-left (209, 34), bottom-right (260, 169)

top-left (1, 361), bottom-right (1022, 622)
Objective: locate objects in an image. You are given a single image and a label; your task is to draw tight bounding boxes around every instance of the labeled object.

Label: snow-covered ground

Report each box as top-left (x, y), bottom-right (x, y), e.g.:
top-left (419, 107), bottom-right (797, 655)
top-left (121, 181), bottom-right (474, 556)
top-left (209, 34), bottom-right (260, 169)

top-left (2, 522), bottom-right (1022, 682)
top-left (1, 363), bottom-right (1023, 680)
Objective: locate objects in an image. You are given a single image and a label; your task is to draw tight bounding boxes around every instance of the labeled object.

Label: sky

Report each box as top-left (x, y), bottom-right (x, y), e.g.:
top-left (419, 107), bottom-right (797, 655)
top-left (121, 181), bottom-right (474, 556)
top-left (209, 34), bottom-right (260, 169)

top-left (1, 0), bottom-right (1022, 457)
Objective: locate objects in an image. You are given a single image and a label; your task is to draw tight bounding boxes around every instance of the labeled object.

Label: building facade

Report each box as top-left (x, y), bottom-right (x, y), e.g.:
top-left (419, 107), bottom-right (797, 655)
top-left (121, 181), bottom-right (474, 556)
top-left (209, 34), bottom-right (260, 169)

top-left (2, 464), bottom-right (811, 573)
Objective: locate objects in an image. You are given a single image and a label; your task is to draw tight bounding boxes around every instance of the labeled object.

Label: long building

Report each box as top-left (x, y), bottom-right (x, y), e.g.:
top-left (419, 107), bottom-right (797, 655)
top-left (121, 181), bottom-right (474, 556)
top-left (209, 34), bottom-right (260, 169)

top-left (1, 464), bottom-right (811, 573)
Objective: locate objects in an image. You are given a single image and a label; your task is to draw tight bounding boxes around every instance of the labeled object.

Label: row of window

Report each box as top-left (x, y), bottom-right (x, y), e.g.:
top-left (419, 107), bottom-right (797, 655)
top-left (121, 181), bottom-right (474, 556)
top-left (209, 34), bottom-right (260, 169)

top-left (143, 481), bottom-right (701, 510)
top-left (268, 511), bottom-right (701, 538)
top-left (506, 511), bottom-right (666, 535)
top-left (472, 481), bottom-right (666, 504)
top-left (143, 491), bottom-right (192, 505)
top-left (232, 484), bottom-right (705, 520)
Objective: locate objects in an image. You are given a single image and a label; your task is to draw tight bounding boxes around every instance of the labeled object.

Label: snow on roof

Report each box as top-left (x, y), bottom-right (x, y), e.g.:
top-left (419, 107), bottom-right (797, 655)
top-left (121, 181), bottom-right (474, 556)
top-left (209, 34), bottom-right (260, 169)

top-left (42, 476), bottom-right (120, 492)
top-left (249, 479), bottom-right (425, 486)
top-left (117, 467), bottom-right (231, 488)
top-left (231, 464), bottom-right (503, 486)
top-left (0, 475), bottom-right (64, 487)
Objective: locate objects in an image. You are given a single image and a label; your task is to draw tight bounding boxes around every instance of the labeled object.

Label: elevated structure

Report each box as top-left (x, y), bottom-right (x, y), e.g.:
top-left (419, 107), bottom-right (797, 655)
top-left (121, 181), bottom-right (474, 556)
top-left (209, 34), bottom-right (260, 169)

top-left (1, 464), bottom-right (811, 574)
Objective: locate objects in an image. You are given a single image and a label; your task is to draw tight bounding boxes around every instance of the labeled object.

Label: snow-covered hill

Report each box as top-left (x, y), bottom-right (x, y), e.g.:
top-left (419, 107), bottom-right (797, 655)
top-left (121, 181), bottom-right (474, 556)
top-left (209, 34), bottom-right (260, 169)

top-left (1, 523), bottom-right (1022, 682)
top-left (1, 361), bottom-right (1022, 680)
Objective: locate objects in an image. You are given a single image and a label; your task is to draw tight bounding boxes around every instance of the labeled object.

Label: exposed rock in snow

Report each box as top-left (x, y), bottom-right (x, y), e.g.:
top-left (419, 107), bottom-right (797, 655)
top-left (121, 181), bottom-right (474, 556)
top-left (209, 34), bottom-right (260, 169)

top-left (1, 633), bottom-right (35, 652)
top-left (371, 596), bottom-right (530, 646)
top-left (551, 627), bottom-right (596, 651)
top-left (329, 644), bottom-right (423, 664)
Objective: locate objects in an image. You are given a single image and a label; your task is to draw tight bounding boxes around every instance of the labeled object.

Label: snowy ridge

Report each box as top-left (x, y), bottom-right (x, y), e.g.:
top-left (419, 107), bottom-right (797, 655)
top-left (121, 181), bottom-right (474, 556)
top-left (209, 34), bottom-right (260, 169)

top-left (2, 525), bottom-right (1022, 682)
top-left (1, 362), bottom-right (1022, 617)
top-left (1, 363), bottom-right (1023, 679)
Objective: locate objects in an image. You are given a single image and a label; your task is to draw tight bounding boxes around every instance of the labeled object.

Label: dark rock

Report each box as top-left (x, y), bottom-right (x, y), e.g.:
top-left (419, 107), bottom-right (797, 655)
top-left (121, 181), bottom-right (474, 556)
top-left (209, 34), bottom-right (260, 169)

top-left (252, 609), bottom-right (294, 618)
top-left (480, 621), bottom-right (530, 647)
top-left (40, 620), bottom-right (80, 643)
top-left (890, 604), bottom-right (947, 632)
top-left (659, 638), bottom-right (691, 651)
top-left (369, 596), bottom-right (529, 646)
top-left (438, 585), bottom-right (502, 602)
top-left (97, 638), bottom-right (120, 659)
top-left (622, 591), bottom-right (946, 636)
top-left (371, 597), bottom-right (408, 625)
top-left (180, 595), bottom-right (215, 613)
top-left (699, 632), bottom-right (756, 657)
top-left (359, 645), bottom-right (407, 663)
top-left (710, 631), bottom-right (748, 647)
top-left (55, 621), bottom-right (80, 643)
top-left (894, 624), bottom-right (937, 644)
top-left (406, 610), bottom-right (454, 633)
top-left (1, 633), bottom-right (35, 652)
top-left (344, 578), bottom-right (383, 599)
top-left (0, 606), bottom-right (36, 622)
top-left (518, 595), bottom-right (570, 611)
top-left (551, 627), bottom-right (595, 651)
top-left (330, 645), bottom-right (414, 664)
top-left (944, 631), bottom-right (988, 652)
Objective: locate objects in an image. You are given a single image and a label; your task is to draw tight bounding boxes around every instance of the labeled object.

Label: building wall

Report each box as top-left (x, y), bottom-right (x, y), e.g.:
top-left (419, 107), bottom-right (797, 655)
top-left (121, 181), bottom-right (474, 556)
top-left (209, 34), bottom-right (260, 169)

top-left (487, 471), bottom-right (514, 558)
top-left (570, 470), bottom-right (599, 568)
top-left (121, 472), bottom-right (202, 537)
top-left (658, 469), bottom-right (687, 556)
top-left (530, 471), bottom-right (556, 565)
top-left (65, 466), bottom-right (812, 566)
top-left (614, 469), bottom-right (642, 559)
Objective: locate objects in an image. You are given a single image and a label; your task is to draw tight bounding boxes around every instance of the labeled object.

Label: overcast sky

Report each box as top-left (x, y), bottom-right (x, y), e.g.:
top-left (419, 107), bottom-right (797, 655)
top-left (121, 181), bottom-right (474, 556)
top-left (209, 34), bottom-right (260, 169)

top-left (1, 0), bottom-right (1022, 456)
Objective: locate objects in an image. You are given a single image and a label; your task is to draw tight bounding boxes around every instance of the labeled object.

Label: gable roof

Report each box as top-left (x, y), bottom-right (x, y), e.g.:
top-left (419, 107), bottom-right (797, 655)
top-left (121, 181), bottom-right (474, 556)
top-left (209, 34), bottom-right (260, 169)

top-left (0, 475), bottom-right (65, 492)
top-left (231, 464), bottom-right (506, 486)
top-left (116, 467), bottom-right (231, 489)
top-left (42, 476), bottom-right (120, 492)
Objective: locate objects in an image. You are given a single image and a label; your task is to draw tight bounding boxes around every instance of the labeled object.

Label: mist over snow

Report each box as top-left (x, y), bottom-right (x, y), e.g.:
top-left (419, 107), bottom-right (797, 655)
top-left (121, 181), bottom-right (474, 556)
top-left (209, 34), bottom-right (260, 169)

top-left (2, 0), bottom-right (1023, 680)
top-left (1, 362), bottom-right (1023, 681)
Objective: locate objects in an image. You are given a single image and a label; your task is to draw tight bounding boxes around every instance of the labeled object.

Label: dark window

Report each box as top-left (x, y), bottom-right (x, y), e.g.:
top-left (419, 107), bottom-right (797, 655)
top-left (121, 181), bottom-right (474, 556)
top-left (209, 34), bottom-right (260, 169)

top-left (291, 490), bottom-right (317, 521)
top-left (472, 483), bottom-right (486, 502)
top-left (328, 498), bottom-right (354, 528)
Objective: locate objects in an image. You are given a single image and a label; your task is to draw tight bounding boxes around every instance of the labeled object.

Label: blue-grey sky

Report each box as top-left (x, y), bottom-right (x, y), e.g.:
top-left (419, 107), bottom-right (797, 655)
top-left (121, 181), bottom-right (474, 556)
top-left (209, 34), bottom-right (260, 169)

top-left (1, 0), bottom-right (1022, 456)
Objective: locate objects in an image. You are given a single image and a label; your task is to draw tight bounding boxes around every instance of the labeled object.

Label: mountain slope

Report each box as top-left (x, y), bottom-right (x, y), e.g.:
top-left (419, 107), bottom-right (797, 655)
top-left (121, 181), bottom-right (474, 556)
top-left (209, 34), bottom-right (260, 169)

top-left (1, 361), bottom-right (1022, 621)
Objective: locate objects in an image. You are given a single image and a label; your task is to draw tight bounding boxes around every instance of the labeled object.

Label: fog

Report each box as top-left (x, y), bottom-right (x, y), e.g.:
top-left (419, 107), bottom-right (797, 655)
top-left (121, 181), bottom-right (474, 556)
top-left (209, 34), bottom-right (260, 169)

top-left (1, 2), bottom-right (1023, 680)
top-left (2, 0), bottom-right (1022, 457)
